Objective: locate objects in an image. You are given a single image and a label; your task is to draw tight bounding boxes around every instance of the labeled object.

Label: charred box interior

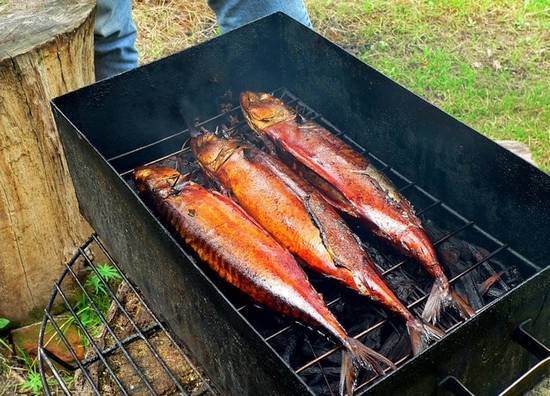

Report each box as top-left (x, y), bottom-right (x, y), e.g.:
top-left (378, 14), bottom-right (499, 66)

top-left (51, 13), bottom-right (549, 396)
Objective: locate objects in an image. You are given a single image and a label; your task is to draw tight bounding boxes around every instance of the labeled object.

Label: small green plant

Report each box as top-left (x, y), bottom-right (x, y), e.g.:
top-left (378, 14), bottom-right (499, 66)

top-left (73, 263), bottom-right (122, 338)
top-left (16, 347), bottom-right (43, 394)
top-left (15, 346), bottom-right (71, 394)
top-left (85, 263), bottom-right (123, 295)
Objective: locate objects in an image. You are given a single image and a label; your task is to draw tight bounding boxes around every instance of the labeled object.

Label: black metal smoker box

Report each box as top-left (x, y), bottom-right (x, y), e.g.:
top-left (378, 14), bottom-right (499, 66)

top-left (51, 13), bottom-right (549, 396)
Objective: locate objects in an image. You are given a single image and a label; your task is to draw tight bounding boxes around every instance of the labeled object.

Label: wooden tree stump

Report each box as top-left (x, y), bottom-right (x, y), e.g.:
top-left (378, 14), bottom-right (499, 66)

top-left (0, 0), bottom-right (96, 324)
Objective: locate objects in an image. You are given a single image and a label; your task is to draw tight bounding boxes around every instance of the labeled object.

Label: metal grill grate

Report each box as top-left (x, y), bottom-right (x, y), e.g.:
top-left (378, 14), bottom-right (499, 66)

top-left (38, 234), bottom-right (218, 396)
top-left (112, 88), bottom-right (536, 395)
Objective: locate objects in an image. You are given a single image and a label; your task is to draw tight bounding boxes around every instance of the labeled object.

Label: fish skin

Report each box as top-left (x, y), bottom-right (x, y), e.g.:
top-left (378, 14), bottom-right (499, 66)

top-left (132, 165), bottom-right (393, 396)
top-left (239, 91), bottom-right (475, 324)
top-left (192, 132), bottom-right (444, 354)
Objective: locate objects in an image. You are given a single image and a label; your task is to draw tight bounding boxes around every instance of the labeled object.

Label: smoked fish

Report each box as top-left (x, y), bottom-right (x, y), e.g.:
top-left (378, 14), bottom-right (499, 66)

top-left (132, 165), bottom-right (393, 396)
top-left (191, 131), bottom-right (443, 354)
top-left (239, 91), bottom-right (475, 324)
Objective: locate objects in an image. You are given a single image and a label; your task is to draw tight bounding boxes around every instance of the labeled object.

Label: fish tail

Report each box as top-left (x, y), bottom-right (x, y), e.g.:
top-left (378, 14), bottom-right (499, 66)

top-left (450, 288), bottom-right (476, 319)
top-left (421, 278), bottom-right (451, 324)
top-left (406, 318), bottom-right (445, 355)
top-left (422, 279), bottom-right (476, 324)
top-left (339, 337), bottom-right (395, 396)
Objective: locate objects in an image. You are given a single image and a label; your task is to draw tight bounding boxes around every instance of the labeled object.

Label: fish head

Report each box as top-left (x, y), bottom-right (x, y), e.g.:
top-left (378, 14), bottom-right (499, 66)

top-left (240, 91), bottom-right (294, 130)
top-left (133, 166), bottom-right (188, 198)
top-left (191, 130), bottom-right (241, 173)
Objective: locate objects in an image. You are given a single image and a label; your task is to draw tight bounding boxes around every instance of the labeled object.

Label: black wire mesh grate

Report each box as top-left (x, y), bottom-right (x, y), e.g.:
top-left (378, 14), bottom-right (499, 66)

top-left (38, 233), bottom-right (218, 396)
top-left (111, 88), bottom-right (537, 395)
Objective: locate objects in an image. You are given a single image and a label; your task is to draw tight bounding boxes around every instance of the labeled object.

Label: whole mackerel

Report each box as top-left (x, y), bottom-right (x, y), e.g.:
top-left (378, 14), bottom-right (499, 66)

top-left (239, 91), bottom-right (475, 324)
top-left (192, 131), bottom-right (443, 354)
top-left (132, 165), bottom-right (393, 396)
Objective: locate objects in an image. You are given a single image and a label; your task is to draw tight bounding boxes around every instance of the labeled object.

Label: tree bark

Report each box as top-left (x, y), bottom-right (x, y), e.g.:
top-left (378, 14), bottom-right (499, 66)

top-left (0, 0), bottom-right (96, 324)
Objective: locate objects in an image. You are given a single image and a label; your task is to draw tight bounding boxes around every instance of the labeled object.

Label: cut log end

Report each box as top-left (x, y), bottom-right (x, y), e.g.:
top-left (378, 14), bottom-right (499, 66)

top-left (0, 0), bottom-right (96, 324)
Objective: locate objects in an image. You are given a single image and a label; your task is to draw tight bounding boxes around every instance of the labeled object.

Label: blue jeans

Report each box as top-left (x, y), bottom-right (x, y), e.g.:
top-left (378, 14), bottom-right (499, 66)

top-left (94, 0), bottom-right (138, 81)
top-left (208, 0), bottom-right (312, 33)
top-left (94, 0), bottom-right (312, 80)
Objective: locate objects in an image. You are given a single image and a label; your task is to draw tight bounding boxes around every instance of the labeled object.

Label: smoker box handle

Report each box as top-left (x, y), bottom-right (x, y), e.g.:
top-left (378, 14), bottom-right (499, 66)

top-left (498, 357), bottom-right (550, 396)
top-left (499, 319), bottom-right (550, 396)
top-left (438, 319), bottom-right (550, 396)
top-left (512, 319), bottom-right (550, 361)
top-left (437, 360), bottom-right (550, 396)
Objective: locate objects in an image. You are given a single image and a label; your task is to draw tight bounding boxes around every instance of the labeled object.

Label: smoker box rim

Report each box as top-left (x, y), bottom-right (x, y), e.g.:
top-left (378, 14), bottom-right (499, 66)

top-left (51, 12), bottom-right (550, 395)
top-left (50, 95), bottom-right (550, 395)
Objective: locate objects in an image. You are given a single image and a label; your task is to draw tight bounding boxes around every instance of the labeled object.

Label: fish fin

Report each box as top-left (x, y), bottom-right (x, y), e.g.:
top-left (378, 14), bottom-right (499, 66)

top-left (340, 338), bottom-right (395, 396)
top-left (339, 350), bottom-right (353, 396)
top-left (303, 195), bottom-right (351, 270)
top-left (449, 288), bottom-right (475, 319)
top-left (406, 318), bottom-right (445, 355)
top-left (421, 278), bottom-right (451, 324)
top-left (422, 280), bottom-right (475, 324)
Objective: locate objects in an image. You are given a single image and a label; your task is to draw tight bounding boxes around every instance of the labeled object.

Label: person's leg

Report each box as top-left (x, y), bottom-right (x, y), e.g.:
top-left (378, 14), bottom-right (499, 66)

top-left (208, 0), bottom-right (312, 33)
top-left (94, 0), bottom-right (139, 80)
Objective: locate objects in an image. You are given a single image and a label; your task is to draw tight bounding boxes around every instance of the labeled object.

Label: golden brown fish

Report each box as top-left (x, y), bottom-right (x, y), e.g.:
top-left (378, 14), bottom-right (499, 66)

top-left (133, 165), bottom-right (393, 396)
top-left (239, 91), bottom-right (475, 324)
top-left (192, 131), bottom-right (443, 354)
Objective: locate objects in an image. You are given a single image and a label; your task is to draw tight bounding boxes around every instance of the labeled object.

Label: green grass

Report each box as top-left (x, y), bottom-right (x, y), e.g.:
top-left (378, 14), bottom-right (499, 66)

top-left (306, 0), bottom-right (549, 170)
top-left (134, 1), bottom-right (548, 170)
top-left (73, 263), bottom-right (122, 339)
top-left (15, 348), bottom-right (46, 394)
